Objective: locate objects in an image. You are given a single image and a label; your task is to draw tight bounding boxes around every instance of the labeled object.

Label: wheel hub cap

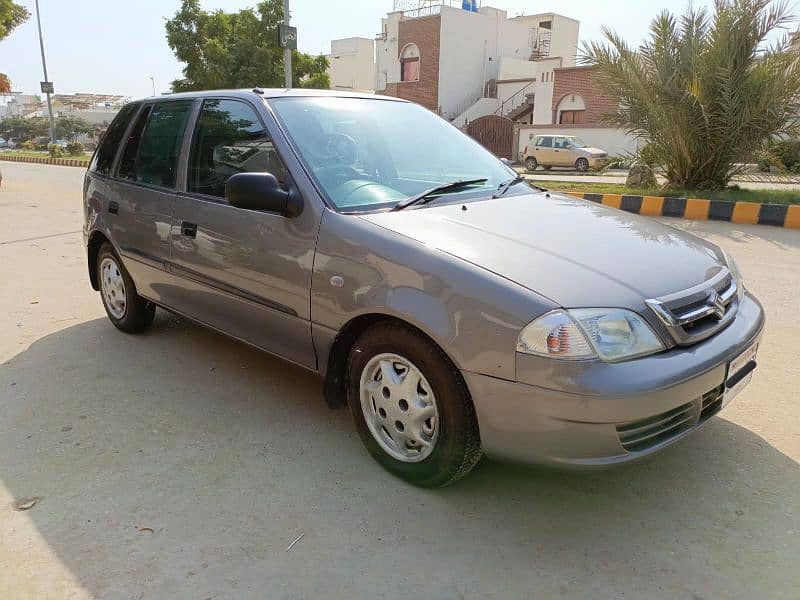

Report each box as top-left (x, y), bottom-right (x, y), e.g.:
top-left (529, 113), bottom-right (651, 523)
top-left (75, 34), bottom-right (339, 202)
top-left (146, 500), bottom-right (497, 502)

top-left (359, 353), bottom-right (439, 463)
top-left (100, 257), bottom-right (127, 319)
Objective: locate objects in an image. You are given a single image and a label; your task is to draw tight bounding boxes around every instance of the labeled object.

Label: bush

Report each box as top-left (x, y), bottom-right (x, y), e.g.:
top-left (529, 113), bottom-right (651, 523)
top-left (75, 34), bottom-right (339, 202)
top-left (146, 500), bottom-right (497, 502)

top-left (65, 141), bottom-right (84, 156)
top-left (759, 139), bottom-right (800, 173)
top-left (21, 140), bottom-right (35, 151)
top-left (48, 144), bottom-right (64, 158)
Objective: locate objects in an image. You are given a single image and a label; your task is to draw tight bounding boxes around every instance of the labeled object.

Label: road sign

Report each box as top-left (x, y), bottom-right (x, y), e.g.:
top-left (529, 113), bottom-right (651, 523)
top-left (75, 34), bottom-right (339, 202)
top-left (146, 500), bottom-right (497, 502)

top-left (40, 81), bottom-right (54, 94)
top-left (279, 24), bottom-right (297, 50)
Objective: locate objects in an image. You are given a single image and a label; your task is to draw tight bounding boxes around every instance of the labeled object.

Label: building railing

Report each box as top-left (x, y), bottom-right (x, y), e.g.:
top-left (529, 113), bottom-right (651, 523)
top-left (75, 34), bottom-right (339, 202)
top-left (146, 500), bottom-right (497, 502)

top-left (492, 80), bottom-right (536, 117)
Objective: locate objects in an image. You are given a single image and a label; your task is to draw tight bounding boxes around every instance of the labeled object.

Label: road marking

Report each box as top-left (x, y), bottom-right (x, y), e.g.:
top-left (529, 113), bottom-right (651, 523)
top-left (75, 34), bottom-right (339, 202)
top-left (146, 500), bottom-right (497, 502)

top-left (0, 230), bottom-right (81, 246)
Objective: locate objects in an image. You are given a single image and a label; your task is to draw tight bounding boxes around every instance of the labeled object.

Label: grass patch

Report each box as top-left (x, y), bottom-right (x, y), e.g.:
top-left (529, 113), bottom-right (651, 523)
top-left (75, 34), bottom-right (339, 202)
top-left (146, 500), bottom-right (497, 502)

top-left (531, 179), bottom-right (800, 205)
top-left (0, 150), bottom-right (91, 161)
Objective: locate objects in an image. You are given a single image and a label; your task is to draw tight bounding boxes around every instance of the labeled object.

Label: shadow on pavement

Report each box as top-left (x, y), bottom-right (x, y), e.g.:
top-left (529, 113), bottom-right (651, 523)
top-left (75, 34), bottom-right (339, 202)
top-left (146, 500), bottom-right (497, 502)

top-left (1, 314), bottom-right (798, 598)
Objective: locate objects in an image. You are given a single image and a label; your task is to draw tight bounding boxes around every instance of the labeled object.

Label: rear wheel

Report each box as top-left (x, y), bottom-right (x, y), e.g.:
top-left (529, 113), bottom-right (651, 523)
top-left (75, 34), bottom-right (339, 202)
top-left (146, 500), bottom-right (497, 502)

top-left (346, 322), bottom-right (482, 487)
top-left (575, 157), bottom-right (590, 172)
top-left (97, 242), bottom-right (155, 333)
top-left (524, 157), bottom-right (538, 172)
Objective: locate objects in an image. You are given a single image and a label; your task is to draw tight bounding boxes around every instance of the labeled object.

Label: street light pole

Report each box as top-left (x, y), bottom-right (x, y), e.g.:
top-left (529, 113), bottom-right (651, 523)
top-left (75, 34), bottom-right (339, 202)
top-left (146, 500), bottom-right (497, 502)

top-left (283, 0), bottom-right (292, 88)
top-left (149, 77), bottom-right (156, 96)
top-left (34, 0), bottom-right (56, 145)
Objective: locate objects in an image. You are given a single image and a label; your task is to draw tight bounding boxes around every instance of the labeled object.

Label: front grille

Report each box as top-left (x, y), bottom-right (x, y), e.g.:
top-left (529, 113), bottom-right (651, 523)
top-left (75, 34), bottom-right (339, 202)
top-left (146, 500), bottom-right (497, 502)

top-left (616, 401), bottom-right (696, 453)
top-left (615, 384), bottom-right (729, 453)
top-left (646, 268), bottom-right (739, 346)
top-left (700, 384), bottom-right (725, 421)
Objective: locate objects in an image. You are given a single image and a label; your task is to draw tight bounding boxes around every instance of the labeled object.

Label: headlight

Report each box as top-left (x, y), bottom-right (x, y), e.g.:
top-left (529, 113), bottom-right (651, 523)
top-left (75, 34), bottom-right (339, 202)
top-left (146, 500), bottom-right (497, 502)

top-left (517, 308), bottom-right (665, 362)
top-left (722, 249), bottom-right (745, 303)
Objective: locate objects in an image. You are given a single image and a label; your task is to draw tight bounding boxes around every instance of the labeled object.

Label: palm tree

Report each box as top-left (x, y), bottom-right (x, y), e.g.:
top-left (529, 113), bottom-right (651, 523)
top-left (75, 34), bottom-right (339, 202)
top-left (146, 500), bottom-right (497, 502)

top-left (582, 0), bottom-right (800, 190)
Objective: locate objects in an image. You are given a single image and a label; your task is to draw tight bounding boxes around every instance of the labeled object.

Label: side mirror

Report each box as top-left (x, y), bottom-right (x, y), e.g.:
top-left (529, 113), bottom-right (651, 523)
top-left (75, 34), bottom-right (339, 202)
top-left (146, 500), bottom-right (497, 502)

top-left (225, 172), bottom-right (303, 217)
top-left (500, 157), bottom-right (512, 166)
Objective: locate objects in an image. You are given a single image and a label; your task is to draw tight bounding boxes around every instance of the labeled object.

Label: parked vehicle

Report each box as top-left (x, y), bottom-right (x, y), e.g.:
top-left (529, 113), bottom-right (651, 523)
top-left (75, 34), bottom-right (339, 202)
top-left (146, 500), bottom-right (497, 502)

top-left (523, 134), bottom-right (608, 172)
top-left (83, 90), bottom-right (764, 486)
top-left (0, 137), bottom-right (8, 149)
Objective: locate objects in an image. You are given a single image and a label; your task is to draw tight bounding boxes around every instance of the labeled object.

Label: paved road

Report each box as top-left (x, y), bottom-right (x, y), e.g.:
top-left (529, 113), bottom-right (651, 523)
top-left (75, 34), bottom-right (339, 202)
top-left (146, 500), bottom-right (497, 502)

top-left (1, 162), bottom-right (798, 599)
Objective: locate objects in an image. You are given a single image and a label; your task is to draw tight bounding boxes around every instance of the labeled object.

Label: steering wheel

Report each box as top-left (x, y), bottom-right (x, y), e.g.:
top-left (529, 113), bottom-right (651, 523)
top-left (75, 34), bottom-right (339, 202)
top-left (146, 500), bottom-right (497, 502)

top-left (321, 133), bottom-right (358, 167)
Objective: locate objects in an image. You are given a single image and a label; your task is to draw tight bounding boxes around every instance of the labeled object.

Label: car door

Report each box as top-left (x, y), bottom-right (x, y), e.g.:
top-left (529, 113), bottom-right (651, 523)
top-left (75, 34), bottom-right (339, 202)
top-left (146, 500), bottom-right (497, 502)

top-left (551, 136), bottom-right (569, 166)
top-left (106, 99), bottom-right (195, 304)
top-left (167, 97), bottom-right (319, 369)
top-left (534, 136), bottom-right (554, 165)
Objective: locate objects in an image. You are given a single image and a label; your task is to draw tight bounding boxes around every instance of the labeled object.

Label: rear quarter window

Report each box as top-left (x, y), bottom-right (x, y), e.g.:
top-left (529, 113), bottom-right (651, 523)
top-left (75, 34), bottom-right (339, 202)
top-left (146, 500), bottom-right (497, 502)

top-left (89, 102), bottom-right (141, 176)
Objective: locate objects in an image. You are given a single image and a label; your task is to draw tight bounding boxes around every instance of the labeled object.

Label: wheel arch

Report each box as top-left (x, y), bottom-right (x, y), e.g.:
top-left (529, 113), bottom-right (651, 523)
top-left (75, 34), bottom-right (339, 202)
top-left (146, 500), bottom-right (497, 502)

top-left (87, 230), bottom-right (111, 290)
top-left (321, 312), bottom-right (466, 410)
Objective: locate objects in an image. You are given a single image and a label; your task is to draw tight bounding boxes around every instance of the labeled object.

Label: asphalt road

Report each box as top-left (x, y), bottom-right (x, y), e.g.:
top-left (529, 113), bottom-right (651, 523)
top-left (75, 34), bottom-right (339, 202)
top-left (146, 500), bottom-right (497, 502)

top-left (1, 162), bottom-right (798, 600)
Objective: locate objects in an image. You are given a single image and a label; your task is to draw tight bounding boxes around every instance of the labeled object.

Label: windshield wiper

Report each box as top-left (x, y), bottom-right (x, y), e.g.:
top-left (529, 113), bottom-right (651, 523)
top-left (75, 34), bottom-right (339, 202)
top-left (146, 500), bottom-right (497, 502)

top-left (493, 174), bottom-right (527, 198)
top-left (391, 178), bottom-right (488, 212)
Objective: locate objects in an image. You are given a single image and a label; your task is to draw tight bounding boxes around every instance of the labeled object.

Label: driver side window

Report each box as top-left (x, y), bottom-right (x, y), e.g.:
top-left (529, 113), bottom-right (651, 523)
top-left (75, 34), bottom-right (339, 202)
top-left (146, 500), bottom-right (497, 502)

top-left (188, 99), bottom-right (287, 199)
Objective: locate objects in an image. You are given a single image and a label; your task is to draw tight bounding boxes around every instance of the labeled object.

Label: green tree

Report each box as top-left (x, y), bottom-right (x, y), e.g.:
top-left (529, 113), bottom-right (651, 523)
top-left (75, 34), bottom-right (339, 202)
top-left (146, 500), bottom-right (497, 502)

top-left (582, 0), bottom-right (800, 190)
top-left (0, 115), bottom-right (49, 141)
top-left (1, 0), bottom-right (29, 94)
top-left (165, 0), bottom-right (330, 92)
top-left (0, 0), bottom-right (28, 39)
top-left (55, 115), bottom-right (93, 141)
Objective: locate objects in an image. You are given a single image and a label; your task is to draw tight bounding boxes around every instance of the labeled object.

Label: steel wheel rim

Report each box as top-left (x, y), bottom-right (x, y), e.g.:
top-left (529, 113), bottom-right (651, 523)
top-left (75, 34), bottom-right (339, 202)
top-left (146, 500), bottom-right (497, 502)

top-left (100, 257), bottom-right (127, 319)
top-left (359, 353), bottom-right (439, 463)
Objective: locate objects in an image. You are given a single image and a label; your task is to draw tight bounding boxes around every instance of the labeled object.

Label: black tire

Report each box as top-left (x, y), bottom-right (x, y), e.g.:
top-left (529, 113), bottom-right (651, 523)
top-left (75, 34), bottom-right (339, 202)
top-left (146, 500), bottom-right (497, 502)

top-left (524, 157), bottom-right (538, 172)
top-left (346, 322), bottom-right (482, 487)
top-left (575, 157), bottom-right (590, 172)
top-left (96, 242), bottom-right (155, 333)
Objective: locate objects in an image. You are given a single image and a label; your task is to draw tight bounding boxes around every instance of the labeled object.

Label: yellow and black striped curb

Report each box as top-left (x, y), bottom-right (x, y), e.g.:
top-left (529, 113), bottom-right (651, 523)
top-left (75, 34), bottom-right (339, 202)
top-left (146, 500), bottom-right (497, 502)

top-left (0, 154), bottom-right (89, 168)
top-left (564, 192), bottom-right (800, 229)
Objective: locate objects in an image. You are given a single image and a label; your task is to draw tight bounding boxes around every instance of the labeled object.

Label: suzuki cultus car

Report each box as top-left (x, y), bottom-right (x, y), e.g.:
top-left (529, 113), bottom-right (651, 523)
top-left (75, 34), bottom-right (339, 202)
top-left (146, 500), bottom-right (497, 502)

top-left (83, 90), bottom-right (763, 486)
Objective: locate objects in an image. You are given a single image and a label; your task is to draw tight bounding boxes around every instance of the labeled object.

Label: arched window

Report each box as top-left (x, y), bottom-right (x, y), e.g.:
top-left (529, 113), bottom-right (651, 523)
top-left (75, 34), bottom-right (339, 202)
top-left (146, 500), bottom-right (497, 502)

top-left (557, 94), bottom-right (586, 124)
top-left (400, 43), bottom-right (420, 82)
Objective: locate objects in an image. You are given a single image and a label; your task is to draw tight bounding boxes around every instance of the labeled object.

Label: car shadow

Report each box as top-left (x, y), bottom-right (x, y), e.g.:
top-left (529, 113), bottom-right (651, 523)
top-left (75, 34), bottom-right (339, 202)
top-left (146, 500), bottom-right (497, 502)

top-left (1, 314), bottom-right (798, 598)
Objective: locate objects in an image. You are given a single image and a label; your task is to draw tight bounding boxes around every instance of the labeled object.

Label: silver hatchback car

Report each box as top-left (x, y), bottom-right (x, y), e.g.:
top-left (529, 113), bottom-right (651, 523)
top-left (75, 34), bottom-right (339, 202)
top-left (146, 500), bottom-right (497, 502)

top-left (83, 89), bottom-right (764, 486)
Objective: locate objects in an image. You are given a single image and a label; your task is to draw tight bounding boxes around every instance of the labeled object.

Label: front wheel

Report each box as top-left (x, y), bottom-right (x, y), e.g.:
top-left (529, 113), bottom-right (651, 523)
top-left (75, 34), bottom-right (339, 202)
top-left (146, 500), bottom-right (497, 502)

top-left (575, 157), bottom-right (590, 172)
top-left (346, 322), bottom-right (482, 487)
top-left (524, 157), bottom-right (538, 172)
top-left (97, 242), bottom-right (155, 333)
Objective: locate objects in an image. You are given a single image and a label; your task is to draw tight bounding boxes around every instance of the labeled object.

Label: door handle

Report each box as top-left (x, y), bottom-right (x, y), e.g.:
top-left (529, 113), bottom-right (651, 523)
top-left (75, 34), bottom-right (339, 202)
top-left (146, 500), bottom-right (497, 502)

top-left (108, 201), bottom-right (119, 215)
top-left (181, 221), bottom-right (197, 238)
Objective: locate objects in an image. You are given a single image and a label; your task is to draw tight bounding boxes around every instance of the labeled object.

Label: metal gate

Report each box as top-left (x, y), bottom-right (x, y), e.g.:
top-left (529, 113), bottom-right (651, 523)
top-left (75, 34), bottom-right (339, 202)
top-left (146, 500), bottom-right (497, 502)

top-left (466, 115), bottom-right (515, 160)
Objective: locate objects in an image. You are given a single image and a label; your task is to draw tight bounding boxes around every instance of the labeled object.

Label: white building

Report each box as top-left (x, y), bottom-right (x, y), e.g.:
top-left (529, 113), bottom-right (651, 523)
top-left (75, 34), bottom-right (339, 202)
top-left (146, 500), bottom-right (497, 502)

top-left (326, 37), bottom-right (376, 92)
top-left (373, 2), bottom-right (579, 124)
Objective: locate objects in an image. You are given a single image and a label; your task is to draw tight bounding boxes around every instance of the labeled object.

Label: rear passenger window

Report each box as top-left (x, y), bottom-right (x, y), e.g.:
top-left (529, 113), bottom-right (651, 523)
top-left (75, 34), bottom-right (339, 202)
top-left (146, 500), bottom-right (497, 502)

top-left (117, 105), bottom-right (153, 181)
top-left (121, 100), bottom-right (193, 189)
top-left (188, 99), bottom-right (287, 198)
top-left (89, 102), bottom-right (140, 176)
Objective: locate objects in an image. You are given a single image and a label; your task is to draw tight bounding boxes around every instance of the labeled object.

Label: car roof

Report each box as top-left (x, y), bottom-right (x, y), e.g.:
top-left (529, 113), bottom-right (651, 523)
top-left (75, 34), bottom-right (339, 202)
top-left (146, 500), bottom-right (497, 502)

top-left (135, 88), bottom-right (407, 103)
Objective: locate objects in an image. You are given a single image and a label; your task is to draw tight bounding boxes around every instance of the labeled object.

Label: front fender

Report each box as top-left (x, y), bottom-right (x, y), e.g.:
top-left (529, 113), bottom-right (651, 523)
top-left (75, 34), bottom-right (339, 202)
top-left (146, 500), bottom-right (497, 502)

top-left (311, 209), bottom-right (556, 381)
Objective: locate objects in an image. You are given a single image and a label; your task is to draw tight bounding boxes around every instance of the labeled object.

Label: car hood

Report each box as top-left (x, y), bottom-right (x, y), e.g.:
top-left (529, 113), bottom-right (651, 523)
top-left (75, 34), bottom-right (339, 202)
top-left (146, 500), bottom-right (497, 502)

top-left (578, 147), bottom-right (606, 155)
top-left (359, 192), bottom-right (726, 308)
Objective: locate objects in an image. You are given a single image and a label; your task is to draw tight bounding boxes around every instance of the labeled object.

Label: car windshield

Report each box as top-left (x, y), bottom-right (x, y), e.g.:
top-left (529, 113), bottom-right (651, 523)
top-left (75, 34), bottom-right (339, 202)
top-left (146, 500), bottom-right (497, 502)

top-left (269, 97), bottom-right (518, 212)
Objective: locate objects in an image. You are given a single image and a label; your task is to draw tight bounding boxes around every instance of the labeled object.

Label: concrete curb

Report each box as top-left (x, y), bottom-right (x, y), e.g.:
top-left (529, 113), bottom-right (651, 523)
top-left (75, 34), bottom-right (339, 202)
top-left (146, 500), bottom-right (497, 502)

top-left (564, 192), bottom-right (800, 229)
top-left (0, 154), bottom-right (89, 168)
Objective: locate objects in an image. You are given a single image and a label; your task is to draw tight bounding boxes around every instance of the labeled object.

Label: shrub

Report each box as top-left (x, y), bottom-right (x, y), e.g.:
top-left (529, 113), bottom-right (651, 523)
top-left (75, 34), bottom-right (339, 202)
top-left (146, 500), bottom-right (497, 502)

top-left (65, 141), bottom-right (84, 156)
top-left (21, 140), bottom-right (35, 151)
top-left (48, 144), bottom-right (64, 158)
top-left (760, 139), bottom-right (800, 173)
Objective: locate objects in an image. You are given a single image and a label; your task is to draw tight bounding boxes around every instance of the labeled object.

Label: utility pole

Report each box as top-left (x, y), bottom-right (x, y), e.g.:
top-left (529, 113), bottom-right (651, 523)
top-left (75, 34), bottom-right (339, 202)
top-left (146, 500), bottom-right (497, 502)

top-left (283, 0), bottom-right (292, 88)
top-left (34, 0), bottom-right (56, 145)
top-left (149, 77), bottom-right (156, 96)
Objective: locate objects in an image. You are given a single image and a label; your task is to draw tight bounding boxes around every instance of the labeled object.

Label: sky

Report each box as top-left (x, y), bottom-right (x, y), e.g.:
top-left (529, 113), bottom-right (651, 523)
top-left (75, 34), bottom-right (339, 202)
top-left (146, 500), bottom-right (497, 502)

top-left (0, 0), bottom-right (791, 98)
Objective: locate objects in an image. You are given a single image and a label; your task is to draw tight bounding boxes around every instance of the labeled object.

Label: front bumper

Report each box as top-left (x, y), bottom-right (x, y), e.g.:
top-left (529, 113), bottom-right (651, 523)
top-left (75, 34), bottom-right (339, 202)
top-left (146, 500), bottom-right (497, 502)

top-left (587, 156), bottom-right (609, 168)
top-left (464, 292), bottom-right (764, 466)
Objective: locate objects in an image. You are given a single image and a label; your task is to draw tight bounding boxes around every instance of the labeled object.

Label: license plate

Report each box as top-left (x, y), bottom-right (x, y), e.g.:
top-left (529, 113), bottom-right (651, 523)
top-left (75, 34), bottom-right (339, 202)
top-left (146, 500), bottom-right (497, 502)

top-left (723, 342), bottom-right (758, 407)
